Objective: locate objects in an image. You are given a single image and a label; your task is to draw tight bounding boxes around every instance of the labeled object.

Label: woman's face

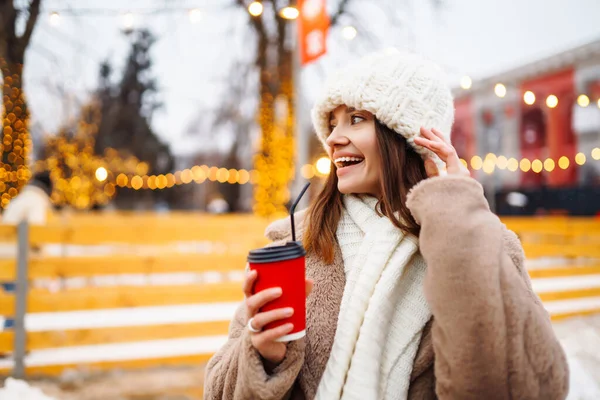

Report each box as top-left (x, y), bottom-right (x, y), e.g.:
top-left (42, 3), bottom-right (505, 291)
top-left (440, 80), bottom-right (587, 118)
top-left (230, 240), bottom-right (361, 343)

top-left (326, 105), bottom-right (381, 196)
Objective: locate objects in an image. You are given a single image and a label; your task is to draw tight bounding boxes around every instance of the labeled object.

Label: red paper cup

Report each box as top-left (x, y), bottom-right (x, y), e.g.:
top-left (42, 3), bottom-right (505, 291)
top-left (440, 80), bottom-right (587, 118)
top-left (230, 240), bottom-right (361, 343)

top-left (248, 241), bottom-right (306, 342)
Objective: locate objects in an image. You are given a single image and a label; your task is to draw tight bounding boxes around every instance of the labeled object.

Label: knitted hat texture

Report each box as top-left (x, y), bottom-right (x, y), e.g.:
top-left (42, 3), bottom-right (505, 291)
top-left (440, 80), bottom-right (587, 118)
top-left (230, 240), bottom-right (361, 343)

top-left (311, 49), bottom-right (455, 168)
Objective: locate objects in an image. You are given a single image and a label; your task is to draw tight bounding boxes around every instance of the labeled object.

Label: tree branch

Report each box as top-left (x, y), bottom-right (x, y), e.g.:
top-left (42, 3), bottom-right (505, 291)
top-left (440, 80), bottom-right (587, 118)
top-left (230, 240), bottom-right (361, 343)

top-left (330, 0), bottom-right (351, 27)
top-left (21, 0), bottom-right (41, 48)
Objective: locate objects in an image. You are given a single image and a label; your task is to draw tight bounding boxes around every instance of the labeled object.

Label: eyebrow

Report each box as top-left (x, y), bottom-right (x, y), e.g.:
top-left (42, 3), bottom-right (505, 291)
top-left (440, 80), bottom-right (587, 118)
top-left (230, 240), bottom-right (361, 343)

top-left (329, 107), bottom-right (356, 122)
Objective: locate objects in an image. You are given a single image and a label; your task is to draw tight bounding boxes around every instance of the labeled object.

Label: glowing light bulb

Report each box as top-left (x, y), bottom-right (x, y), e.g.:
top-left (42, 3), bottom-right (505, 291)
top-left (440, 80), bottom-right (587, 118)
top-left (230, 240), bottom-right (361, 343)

top-left (95, 167), bottom-right (108, 182)
top-left (494, 83), bottom-right (506, 98)
top-left (523, 91), bottom-right (536, 105)
top-left (315, 157), bottom-right (331, 175)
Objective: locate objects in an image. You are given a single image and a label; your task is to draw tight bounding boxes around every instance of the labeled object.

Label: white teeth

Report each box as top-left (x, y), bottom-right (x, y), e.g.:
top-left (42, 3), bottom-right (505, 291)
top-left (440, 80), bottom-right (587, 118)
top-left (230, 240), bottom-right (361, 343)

top-left (334, 156), bottom-right (364, 164)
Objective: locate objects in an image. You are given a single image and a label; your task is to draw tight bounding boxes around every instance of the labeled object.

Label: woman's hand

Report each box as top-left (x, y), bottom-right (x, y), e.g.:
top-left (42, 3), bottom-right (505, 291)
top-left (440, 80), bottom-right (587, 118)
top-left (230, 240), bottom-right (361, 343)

top-left (243, 268), bottom-right (313, 365)
top-left (414, 127), bottom-right (470, 178)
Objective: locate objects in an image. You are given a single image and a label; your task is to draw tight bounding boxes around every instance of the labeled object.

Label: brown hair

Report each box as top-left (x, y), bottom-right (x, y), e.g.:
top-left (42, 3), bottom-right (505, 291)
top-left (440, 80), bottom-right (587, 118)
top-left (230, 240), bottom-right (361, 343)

top-left (303, 119), bottom-right (428, 264)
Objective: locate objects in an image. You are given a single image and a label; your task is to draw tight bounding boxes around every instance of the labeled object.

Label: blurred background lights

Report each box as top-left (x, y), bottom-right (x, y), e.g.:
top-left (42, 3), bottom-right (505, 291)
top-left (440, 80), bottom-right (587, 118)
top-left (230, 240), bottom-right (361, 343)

top-left (279, 6), bottom-right (299, 20)
top-left (575, 152), bottom-right (586, 165)
top-left (121, 12), bottom-right (135, 30)
top-left (49, 11), bottom-right (60, 26)
top-left (524, 91), bottom-right (536, 105)
top-left (248, 2), bottom-right (263, 16)
top-left (95, 167), bottom-right (108, 182)
top-left (342, 26), bottom-right (357, 40)
top-left (558, 156), bottom-right (570, 170)
top-left (546, 94), bottom-right (558, 108)
top-left (592, 147), bottom-right (600, 160)
top-left (188, 8), bottom-right (201, 23)
top-left (460, 76), bottom-right (472, 90)
top-left (577, 94), bottom-right (590, 107)
top-left (315, 157), bottom-right (331, 175)
top-left (494, 83), bottom-right (506, 98)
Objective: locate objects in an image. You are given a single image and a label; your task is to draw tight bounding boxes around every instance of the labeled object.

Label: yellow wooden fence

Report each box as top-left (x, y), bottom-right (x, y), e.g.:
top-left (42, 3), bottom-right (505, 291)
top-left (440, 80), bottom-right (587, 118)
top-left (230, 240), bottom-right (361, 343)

top-left (0, 213), bottom-right (597, 378)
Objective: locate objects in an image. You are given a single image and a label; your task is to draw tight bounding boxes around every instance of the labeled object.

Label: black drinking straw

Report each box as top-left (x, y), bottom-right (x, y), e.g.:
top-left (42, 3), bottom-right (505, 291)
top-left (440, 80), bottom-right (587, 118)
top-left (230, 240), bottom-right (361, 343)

top-left (290, 182), bottom-right (311, 242)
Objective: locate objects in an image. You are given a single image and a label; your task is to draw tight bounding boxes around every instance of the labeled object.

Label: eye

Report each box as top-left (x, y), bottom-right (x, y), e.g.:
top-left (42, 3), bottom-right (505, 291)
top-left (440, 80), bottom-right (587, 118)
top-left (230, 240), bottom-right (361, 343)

top-left (350, 115), bottom-right (365, 125)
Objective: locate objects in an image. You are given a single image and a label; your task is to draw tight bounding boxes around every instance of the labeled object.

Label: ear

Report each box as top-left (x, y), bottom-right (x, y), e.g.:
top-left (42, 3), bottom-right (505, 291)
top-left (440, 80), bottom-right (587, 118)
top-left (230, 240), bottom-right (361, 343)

top-left (424, 158), bottom-right (439, 178)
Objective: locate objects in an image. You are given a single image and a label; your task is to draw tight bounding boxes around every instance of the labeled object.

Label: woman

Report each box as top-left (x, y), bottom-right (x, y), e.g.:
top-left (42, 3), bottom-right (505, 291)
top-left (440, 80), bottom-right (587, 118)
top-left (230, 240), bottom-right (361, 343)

top-left (204, 50), bottom-right (569, 399)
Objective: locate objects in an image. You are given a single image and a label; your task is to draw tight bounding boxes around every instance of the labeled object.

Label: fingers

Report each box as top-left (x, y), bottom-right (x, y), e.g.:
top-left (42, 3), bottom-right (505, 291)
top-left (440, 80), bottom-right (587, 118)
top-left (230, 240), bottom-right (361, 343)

top-left (243, 269), bottom-right (257, 298)
top-left (253, 323), bottom-right (294, 345)
top-left (245, 287), bottom-right (282, 316)
top-left (251, 307), bottom-right (294, 331)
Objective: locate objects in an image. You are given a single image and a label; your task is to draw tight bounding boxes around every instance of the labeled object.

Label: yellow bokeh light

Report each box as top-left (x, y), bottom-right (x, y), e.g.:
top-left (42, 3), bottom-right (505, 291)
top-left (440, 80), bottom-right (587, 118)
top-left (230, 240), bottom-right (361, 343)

top-left (482, 158), bottom-right (495, 174)
top-left (496, 155), bottom-right (508, 169)
top-left (470, 155), bottom-right (483, 170)
top-left (301, 164), bottom-right (315, 179)
top-left (543, 158), bottom-right (555, 172)
top-left (181, 169), bottom-right (193, 184)
top-left (104, 183), bottom-right (116, 197)
top-left (280, 6), bottom-right (299, 19)
top-left (191, 165), bottom-right (206, 182)
top-left (95, 167), bottom-right (108, 182)
top-left (131, 176), bottom-right (143, 190)
top-left (116, 173), bottom-right (128, 187)
top-left (520, 158), bottom-right (531, 172)
top-left (507, 158), bottom-right (519, 172)
top-left (147, 175), bottom-right (157, 190)
top-left (494, 83), bottom-right (506, 98)
top-left (49, 11), bottom-right (60, 26)
top-left (238, 169), bottom-right (250, 184)
top-left (209, 167), bottom-right (218, 181)
top-left (558, 156), bottom-right (570, 170)
top-left (523, 91), bottom-right (536, 105)
top-left (315, 157), bottom-right (331, 175)
top-left (228, 169), bottom-right (239, 184)
top-left (217, 168), bottom-right (229, 183)
top-left (460, 76), bottom-right (472, 90)
top-left (248, 1), bottom-right (263, 16)
top-left (591, 148), bottom-right (600, 160)
top-left (577, 94), bottom-right (590, 107)
top-left (575, 152), bottom-right (586, 165)
top-left (166, 173), bottom-right (176, 188)
top-left (531, 159), bottom-right (543, 173)
top-left (156, 175), bottom-right (167, 189)
top-left (546, 95), bottom-right (558, 108)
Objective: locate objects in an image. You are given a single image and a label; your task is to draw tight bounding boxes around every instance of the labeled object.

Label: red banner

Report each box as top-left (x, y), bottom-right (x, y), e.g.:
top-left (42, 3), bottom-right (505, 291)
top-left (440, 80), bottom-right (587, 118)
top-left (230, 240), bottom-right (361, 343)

top-left (298, 0), bottom-right (330, 65)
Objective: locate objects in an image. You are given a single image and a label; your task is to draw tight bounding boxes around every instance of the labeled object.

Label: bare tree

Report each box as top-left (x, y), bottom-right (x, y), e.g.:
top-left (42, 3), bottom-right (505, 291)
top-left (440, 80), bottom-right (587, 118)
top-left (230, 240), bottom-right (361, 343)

top-left (191, 0), bottom-right (443, 215)
top-left (0, 0), bottom-right (41, 204)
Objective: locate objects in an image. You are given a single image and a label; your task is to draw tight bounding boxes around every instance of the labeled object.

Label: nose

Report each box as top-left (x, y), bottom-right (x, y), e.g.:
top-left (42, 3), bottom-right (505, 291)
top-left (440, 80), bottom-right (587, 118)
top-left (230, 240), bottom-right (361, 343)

top-left (325, 125), bottom-right (350, 149)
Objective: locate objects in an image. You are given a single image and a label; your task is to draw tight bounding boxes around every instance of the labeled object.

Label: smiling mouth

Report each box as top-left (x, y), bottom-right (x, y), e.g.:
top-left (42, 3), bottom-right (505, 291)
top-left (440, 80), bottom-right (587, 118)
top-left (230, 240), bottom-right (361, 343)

top-left (334, 156), bottom-right (365, 169)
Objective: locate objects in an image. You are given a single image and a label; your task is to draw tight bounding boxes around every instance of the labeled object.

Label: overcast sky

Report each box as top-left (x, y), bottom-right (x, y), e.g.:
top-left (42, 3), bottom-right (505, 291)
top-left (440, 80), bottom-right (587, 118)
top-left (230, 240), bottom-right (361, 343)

top-left (21, 0), bottom-right (600, 156)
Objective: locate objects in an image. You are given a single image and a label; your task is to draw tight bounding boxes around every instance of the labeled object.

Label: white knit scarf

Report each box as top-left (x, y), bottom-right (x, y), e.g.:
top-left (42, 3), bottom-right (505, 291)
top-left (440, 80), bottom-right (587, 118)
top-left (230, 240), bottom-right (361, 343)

top-left (315, 195), bottom-right (432, 400)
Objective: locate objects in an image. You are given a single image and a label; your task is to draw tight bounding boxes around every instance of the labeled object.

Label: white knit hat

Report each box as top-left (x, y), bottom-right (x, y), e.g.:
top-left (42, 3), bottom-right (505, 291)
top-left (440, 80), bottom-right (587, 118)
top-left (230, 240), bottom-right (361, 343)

top-left (311, 49), bottom-right (455, 168)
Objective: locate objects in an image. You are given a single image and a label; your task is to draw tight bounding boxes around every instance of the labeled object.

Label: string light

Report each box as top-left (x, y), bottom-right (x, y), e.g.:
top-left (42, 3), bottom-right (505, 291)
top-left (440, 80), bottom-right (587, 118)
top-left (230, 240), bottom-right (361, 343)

top-left (507, 158), bottom-right (519, 172)
top-left (188, 8), bottom-right (201, 23)
top-left (577, 94), bottom-right (590, 107)
top-left (248, 1), bottom-right (263, 17)
top-left (342, 26), bottom-right (357, 40)
top-left (520, 158), bottom-right (531, 172)
top-left (575, 152), bottom-right (586, 165)
top-left (95, 167), bottom-right (108, 182)
top-left (121, 12), bottom-right (136, 30)
top-left (315, 157), bottom-right (331, 175)
top-left (546, 94), bottom-right (558, 108)
top-left (558, 156), bottom-right (570, 170)
top-left (543, 158), bottom-right (555, 172)
top-left (592, 148), bottom-right (600, 161)
top-left (494, 83), bottom-right (506, 98)
top-left (49, 12), bottom-right (61, 26)
top-left (470, 155), bottom-right (483, 170)
top-left (279, 6), bottom-right (299, 20)
top-left (460, 76), bottom-right (472, 90)
top-left (523, 91), bottom-right (536, 105)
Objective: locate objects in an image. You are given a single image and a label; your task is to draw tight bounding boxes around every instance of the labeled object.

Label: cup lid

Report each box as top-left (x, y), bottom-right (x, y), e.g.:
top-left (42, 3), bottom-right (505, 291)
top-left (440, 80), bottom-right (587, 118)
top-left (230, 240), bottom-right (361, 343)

top-left (248, 241), bottom-right (306, 263)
